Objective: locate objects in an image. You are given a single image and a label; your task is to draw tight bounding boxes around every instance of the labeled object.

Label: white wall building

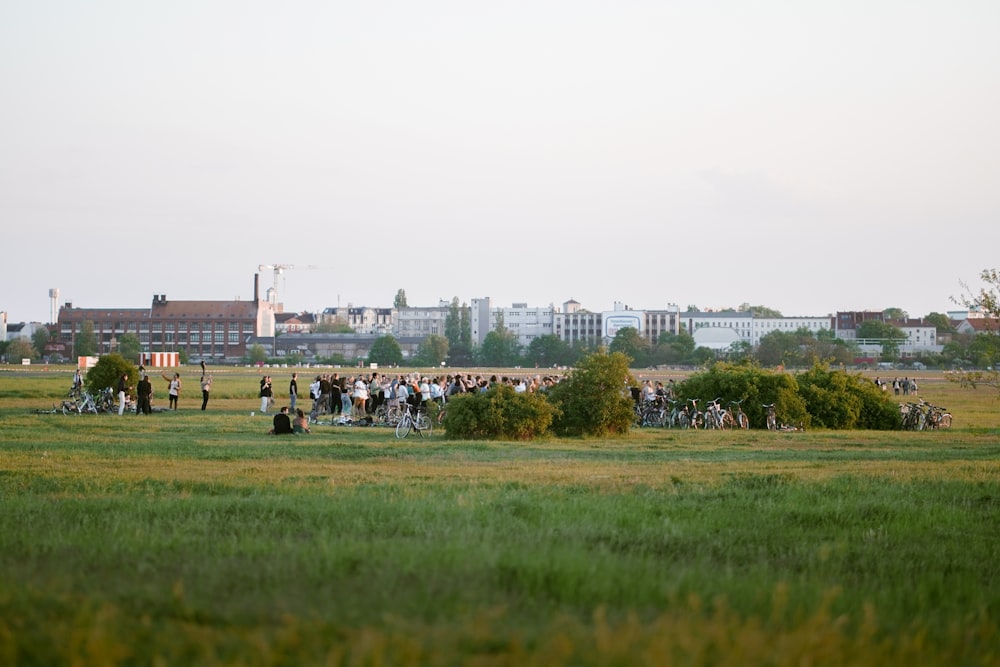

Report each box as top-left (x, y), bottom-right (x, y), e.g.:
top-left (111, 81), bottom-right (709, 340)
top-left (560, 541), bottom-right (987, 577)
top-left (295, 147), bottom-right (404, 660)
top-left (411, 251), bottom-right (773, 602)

top-left (470, 298), bottom-right (555, 347)
top-left (750, 316), bottom-right (834, 347)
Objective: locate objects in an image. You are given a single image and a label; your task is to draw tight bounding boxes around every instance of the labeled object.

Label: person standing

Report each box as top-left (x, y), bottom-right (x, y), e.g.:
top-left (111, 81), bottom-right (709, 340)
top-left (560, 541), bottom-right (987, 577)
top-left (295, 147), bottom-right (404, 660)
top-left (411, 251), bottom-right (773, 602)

top-left (117, 373), bottom-right (129, 416)
top-left (137, 373), bottom-right (153, 415)
top-left (352, 375), bottom-right (369, 420)
top-left (201, 374), bottom-right (213, 410)
top-left (259, 375), bottom-right (272, 414)
top-left (162, 372), bottom-right (181, 409)
top-left (330, 374), bottom-right (343, 416)
top-left (289, 372), bottom-right (299, 412)
top-left (169, 373), bottom-right (181, 409)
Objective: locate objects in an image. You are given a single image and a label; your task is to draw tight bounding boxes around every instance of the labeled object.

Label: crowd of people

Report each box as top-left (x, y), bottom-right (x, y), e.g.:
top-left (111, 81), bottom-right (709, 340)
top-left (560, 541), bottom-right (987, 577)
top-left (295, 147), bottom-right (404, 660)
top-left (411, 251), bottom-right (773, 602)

top-left (292, 370), bottom-right (562, 424)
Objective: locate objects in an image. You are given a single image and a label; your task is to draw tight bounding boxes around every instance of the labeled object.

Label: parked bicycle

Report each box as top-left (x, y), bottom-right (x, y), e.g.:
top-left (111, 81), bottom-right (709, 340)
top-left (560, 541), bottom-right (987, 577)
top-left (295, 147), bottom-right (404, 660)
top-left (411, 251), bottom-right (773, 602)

top-left (684, 398), bottom-right (703, 430)
top-left (62, 391), bottom-right (98, 415)
top-left (395, 403), bottom-right (432, 439)
top-left (900, 400), bottom-right (952, 430)
top-left (728, 399), bottom-right (749, 430)
top-left (703, 397), bottom-right (727, 430)
top-left (763, 403), bottom-right (777, 431)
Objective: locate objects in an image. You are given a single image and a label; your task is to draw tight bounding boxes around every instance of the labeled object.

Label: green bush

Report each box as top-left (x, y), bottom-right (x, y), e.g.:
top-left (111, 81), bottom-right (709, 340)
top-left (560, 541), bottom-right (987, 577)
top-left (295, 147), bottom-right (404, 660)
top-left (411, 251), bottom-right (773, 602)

top-left (677, 362), bottom-right (808, 429)
top-left (547, 351), bottom-right (635, 437)
top-left (85, 354), bottom-right (140, 394)
top-left (443, 384), bottom-right (557, 440)
top-left (795, 364), bottom-right (901, 430)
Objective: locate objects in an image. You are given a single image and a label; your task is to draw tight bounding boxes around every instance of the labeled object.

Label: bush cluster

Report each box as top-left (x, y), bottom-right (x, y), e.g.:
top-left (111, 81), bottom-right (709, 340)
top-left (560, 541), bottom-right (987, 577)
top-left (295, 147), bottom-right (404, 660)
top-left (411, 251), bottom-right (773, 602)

top-left (443, 383), bottom-right (557, 440)
top-left (442, 356), bottom-right (903, 440)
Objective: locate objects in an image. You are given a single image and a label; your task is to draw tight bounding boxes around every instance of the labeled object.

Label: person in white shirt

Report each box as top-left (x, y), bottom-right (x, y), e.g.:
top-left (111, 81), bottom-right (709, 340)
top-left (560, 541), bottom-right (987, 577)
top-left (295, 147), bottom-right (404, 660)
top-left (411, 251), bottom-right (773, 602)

top-left (352, 377), bottom-right (369, 420)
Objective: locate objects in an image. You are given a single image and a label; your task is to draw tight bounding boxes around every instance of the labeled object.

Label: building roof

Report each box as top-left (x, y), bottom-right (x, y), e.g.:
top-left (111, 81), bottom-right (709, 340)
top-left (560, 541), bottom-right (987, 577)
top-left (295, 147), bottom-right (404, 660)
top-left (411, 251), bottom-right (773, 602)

top-left (959, 317), bottom-right (999, 333)
top-left (276, 312), bottom-right (316, 325)
top-left (151, 299), bottom-right (258, 319)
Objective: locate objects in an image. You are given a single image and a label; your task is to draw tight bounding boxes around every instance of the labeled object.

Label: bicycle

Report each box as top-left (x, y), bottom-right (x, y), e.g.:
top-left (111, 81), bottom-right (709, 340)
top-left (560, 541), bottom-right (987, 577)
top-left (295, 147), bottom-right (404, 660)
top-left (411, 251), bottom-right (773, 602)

top-left (395, 403), bottom-right (432, 439)
top-left (374, 403), bottom-right (402, 427)
top-left (683, 399), bottom-right (702, 430)
top-left (763, 403), bottom-right (777, 431)
top-left (728, 399), bottom-right (749, 430)
top-left (703, 398), bottom-right (727, 430)
top-left (639, 399), bottom-right (666, 427)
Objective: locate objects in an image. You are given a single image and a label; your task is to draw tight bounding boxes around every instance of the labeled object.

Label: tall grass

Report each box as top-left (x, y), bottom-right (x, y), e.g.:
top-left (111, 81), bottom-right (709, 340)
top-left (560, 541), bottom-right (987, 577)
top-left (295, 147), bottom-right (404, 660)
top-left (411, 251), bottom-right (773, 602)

top-left (1, 367), bottom-right (999, 665)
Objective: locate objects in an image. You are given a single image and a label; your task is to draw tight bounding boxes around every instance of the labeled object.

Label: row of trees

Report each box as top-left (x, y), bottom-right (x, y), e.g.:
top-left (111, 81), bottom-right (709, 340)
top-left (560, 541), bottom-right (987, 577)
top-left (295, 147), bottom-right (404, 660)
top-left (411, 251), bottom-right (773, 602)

top-left (0, 323), bottom-right (146, 364)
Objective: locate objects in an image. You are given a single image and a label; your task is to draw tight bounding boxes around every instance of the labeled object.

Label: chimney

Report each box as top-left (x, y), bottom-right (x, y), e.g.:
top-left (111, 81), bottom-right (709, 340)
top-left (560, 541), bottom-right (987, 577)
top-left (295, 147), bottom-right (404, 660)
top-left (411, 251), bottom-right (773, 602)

top-left (254, 273), bottom-right (260, 302)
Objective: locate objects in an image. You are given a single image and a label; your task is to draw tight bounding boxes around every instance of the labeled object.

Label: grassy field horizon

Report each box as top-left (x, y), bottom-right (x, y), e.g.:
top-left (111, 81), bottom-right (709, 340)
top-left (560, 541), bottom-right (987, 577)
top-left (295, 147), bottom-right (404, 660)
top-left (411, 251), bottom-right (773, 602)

top-left (2, 365), bottom-right (998, 665)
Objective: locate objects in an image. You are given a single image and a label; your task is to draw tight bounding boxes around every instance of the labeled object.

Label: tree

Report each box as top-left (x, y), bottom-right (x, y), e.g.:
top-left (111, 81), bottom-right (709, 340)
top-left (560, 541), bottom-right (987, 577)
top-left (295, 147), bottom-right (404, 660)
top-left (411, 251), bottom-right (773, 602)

top-left (75, 320), bottom-right (98, 357)
top-left (883, 307), bottom-right (908, 321)
top-left (524, 335), bottom-right (572, 368)
top-left (738, 303), bottom-right (783, 318)
top-left (608, 327), bottom-right (648, 367)
top-left (857, 320), bottom-right (906, 360)
top-left (547, 351), bottom-right (635, 437)
top-left (116, 333), bottom-right (141, 362)
top-left (6, 338), bottom-right (36, 362)
top-left (394, 289), bottom-right (408, 309)
top-left (86, 353), bottom-right (139, 394)
top-left (368, 335), bottom-right (403, 366)
top-left (315, 318), bottom-right (354, 333)
top-left (757, 330), bottom-right (797, 367)
top-left (657, 331), bottom-right (695, 364)
top-left (416, 334), bottom-right (449, 367)
top-left (447, 303), bottom-right (474, 366)
top-left (248, 343), bottom-right (268, 364)
top-left (32, 327), bottom-right (51, 359)
top-left (478, 329), bottom-right (521, 367)
top-left (924, 312), bottom-right (954, 334)
top-left (726, 340), bottom-right (752, 362)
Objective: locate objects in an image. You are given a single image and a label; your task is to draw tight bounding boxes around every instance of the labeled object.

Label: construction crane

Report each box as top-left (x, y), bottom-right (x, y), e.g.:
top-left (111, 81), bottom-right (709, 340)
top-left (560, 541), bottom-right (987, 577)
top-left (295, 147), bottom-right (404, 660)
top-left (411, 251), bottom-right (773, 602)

top-left (258, 264), bottom-right (293, 305)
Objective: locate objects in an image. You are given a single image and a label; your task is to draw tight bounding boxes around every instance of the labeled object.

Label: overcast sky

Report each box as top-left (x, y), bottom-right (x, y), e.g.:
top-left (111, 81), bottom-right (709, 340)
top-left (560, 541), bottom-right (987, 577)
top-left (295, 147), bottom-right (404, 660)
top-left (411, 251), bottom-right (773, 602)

top-left (2, 1), bottom-right (998, 325)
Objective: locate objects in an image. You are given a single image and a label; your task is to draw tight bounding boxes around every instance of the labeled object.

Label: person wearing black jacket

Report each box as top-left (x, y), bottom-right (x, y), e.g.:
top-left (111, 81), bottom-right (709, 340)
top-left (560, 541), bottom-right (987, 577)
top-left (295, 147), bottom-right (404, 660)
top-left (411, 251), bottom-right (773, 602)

top-left (136, 373), bottom-right (153, 415)
top-left (269, 406), bottom-right (293, 435)
top-left (259, 376), bottom-right (273, 414)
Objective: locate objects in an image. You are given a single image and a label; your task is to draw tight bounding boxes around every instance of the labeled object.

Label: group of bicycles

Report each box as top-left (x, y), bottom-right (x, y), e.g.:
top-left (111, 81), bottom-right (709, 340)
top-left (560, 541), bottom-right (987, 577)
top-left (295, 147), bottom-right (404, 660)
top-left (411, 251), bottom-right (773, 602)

top-left (637, 397), bottom-right (751, 430)
top-left (899, 399), bottom-right (953, 430)
top-left (36, 386), bottom-right (129, 416)
top-left (312, 401), bottom-right (439, 439)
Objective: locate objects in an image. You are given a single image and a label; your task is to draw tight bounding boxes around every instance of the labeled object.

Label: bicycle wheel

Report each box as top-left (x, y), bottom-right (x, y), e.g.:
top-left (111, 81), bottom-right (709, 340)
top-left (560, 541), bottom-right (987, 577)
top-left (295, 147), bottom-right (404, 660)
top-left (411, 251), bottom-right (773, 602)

top-left (939, 413), bottom-right (952, 429)
top-left (415, 413), bottom-right (432, 436)
top-left (395, 415), bottom-right (412, 439)
top-left (737, 411), bottom-right (749, 429)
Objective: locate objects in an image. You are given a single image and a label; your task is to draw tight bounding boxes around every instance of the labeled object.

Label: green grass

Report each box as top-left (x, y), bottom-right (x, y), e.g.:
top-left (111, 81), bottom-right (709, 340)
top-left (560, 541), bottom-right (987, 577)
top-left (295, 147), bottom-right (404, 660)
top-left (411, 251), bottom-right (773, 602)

top-left (1, 366), bottom-right (999, 665)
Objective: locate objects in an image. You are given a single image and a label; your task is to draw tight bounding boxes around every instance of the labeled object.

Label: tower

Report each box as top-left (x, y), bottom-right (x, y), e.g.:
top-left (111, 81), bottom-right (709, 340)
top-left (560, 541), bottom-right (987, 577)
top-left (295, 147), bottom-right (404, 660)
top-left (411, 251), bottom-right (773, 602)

top-left (49, 288), bottom-right (60, 325)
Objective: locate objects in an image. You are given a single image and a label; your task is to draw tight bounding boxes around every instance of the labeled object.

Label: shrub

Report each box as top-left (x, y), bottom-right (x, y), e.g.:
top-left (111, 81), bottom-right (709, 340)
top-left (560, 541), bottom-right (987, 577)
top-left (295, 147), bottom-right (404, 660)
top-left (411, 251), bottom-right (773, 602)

top-left (677, 362), bottom-right (808, 429)
top-left (795, 364), bottom-right (901, 429)
top-left (547, 351), bottom-right (635, 437)
top-left (443, 384), bottom-right (557, 440)
top-left (85, 354), bottom-right (140, 394)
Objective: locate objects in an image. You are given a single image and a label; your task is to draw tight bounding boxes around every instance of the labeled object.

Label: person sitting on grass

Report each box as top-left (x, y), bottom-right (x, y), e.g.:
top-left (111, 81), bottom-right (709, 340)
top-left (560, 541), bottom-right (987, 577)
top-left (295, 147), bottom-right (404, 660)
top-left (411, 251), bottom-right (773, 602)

top-left (292, 408), bottom-right (310, 434)
top-left (269, 406), bottom-right (294, 435)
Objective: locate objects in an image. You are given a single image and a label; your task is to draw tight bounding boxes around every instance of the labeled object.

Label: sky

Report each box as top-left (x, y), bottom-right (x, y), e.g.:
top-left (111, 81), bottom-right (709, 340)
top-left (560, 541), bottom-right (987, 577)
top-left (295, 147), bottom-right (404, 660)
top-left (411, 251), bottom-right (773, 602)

top-left (2, 1), bottom-right (998, 325)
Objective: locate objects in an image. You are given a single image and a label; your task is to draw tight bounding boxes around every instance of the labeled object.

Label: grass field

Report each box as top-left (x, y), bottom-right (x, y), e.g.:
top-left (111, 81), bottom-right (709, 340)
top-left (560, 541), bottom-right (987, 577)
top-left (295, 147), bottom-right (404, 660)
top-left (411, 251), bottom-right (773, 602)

top-left (1, 365), bottom-right (998, 665)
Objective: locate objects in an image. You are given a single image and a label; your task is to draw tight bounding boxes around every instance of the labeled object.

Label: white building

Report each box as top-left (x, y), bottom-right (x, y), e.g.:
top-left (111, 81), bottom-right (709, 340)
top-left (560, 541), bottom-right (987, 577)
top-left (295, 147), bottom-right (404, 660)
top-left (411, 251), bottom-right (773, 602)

top-left (751, 316), bottom-right (834, 347)
top-left (470, 298), bottom-right (555, 347)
